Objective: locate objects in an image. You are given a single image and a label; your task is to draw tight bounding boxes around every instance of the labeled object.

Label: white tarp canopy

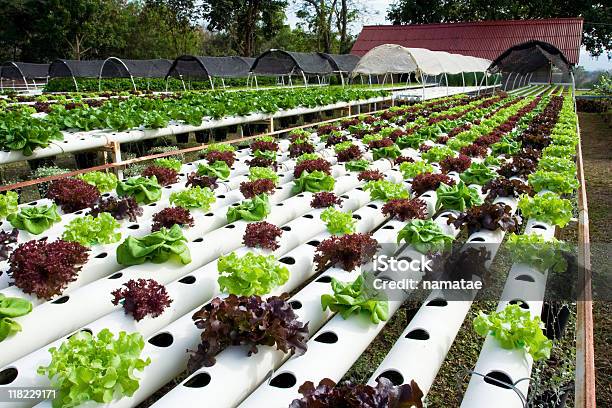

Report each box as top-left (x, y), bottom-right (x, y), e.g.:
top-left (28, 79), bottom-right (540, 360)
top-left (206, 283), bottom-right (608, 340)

top-left (352, 44), bottom-right (491, 76)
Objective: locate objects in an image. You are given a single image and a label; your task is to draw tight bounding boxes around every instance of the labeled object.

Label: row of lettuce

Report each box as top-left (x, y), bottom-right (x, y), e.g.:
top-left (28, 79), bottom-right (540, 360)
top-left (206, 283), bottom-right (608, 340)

top-left (0, 90), bottom-right (579, 407)
top-left (0, 86), bottom-right (389, 157)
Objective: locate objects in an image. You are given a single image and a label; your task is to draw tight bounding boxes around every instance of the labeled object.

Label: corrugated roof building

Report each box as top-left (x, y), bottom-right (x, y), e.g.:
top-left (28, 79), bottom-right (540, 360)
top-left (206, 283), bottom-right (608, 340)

top-left (351, 18), bottom-right (583, 65)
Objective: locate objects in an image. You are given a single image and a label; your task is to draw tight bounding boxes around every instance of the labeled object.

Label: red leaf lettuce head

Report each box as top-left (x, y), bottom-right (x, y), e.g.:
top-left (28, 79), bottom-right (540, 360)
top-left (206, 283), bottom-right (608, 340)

top-left (314, 233), bottom-right (379, 272)
top-left (382, 198), bottom-right (428, 221)
top-left (151, 207), bottom-right (194, 231)
top-left (411, 173), bottom-right (455, 196)
top-left (111, 278), bottom-right (172, 321)
top-left (47, 178), bottom-right (101, 212)
top-left (310, 192), bottom-right (342, 208)
top-left (239, 179), bottom-right (276, 199)
top-left (243, 221), bottom-right (283, 250)
top-left (142, 166), bottom-right (179, 187)
top-left (293, 158), bottom-right (332, 178)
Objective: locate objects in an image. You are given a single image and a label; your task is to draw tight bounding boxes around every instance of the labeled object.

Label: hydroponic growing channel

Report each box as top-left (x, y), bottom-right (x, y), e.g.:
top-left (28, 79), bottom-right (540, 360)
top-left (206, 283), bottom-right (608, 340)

top-left (0, 87), bottom-right (583, 408)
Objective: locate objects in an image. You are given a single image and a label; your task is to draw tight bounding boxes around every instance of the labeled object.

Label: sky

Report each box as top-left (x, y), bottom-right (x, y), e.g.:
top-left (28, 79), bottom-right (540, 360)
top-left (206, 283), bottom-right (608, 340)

top-left (286, 0), bottom-right (611, 71)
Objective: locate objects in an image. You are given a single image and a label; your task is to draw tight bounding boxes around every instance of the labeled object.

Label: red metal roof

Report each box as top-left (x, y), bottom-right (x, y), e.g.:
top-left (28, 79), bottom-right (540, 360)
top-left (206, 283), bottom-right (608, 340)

top-left (351, 18), bottom-right (583, 65)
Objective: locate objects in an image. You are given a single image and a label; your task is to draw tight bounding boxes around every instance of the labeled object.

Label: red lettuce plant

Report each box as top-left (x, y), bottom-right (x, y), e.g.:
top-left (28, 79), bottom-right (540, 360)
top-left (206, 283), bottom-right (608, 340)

top-left (89, 196), bottom-right (143, 222)
top-left (411, 173), bottom-right (455, 195)
top-left (440, 154), bottom-right (472, 173)
top-left (0, 229), bottom-right (18, 262)
top-left (474, 134), bottom-right (502, 147)
top-left (388, 129), bottom-right (407, 141)
top-left (436, 135), bottom-right (450, 144)
top-left (314, 233), bottom-right (379, 272)
top-left (483, 178), bottom-right (534, 202)
top-left (358, 170), bottom-right (384, 182)
top-left (205, 150), bottom-right (235, 167)
top-left (111, 278), bottom-right (172, 321)
top-left (289, 377), bottom-right (424, 408)
top-left (185, 172), bottom-right (219, 190)
top-left (142, 166), bottom-right (178, 187)
top-left (460, 144), bottom-right (488, 158)
top-left (289, 142), bottom-right (315, 158)
top-left (188, 294), bottom-right (308, 370)
top-left (311, 192), bottom-right (342, 208)
top-left (317, 124), bottom-right (340, 136)
top-left (246, 157), bottom-right (278, 170)
top-left (243, 221), bottom-right (283, 250)
top-left (250, 140), bottom-right (278, 152)
top-left (340, 118), bottom-right (359, 129)
top-left (293, 158), bottom-right (332, 178)
top-left (9, 239), bottom-right (89, 299)
top-left (151, 207), bottom-right (194, 231)
top-left (418, 144), bottom-right (432, 153)
top-left (336, 145), bottom-right (363, 162)
top-left (394, 155), bottom-right (414, 165)
top-left (47, 178), bottom-right (100, 212)
top-left (325, 133), bottom-right (348, 147)
top-left (240, 179), bottom-right (276, 199)
top-left (497, 157), bottom-right (536, 179)
top-left (516, 148), bottom-right (541, 162)
top-left (382, 198), bottom-right (428, 221)
top-left (448, 203), bottom-right (519, 234)
top-left (368, 138), bottom-right (394, 149)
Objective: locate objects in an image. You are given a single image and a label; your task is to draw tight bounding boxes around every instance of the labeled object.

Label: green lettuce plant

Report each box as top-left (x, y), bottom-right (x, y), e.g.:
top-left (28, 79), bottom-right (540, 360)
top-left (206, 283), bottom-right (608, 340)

top-left (116, 176), bottom-right (162, 204)
top-left (436, 181), bottom-right (483, 211)
top-left (320, 207), bottom-right (356, 235)
top-left (334, 141), bottom-right (355, 153)
top-left (169, 186), bottom-right (216, 210)
top-left (345, 159), bottom-right (370, 172)
top-left (197, 161), bottom-right (230, 180)
top-left (491, 136), bottom-right (521, 156)
top-left (364, 180), bottom-right (409, 202)
top-left (321, 274), bottom-right (388, 324)
top-left (217, 251), bottom-right (289, 296)
top-left (518, 192), bottom-right (573, 228)
top-left (62, 212), bottom-right (121, 247)
top-left (528, 170), bottom-right (578, 194)
top-left (7, 204), bottom-right (61, 234)
top-left (459, 162), bottom-right (497, 185)
top-left (541, 145), bottom-right (574, 159)
top-left (296, 153), bottom-right (320, 163)
top-left (76, 171), bottom-right (118, 193)
top-left (38, 329), bottom-right (151, 407)
top-left (227, 193), bottom-right (271, 222)
top-left (116, 224), bottom-right (191, 265)
top-left (397, 219), bottom-right (454, 253)
top-left (205, 143), bottom-right (235, 153)
top-left (372, 144), bottom-right (401, 161)
top-left (0, 191), bottom-right (19, 219)
top-left (507, 233), bottom-right (571, 273)
top-left (253, 149), bottom-right (276, 161)
top-left (0, 293), bottom-right (32, 342)
top-left (153, 157), bottom-right (182, 172)
top-left (399, 161), bottom-right (433, 179)
top-left (484, 155), bottom-right (502, 167)
top-left (421, 146), bottom-right (454, 163)
top-left (473, 304), bottom-right (552, 361)
top-left (292, 170), bottom-right (335, 193)
top-left (537, 156), bottom-right (576, 175)
top-left (249, 166), bottom-right (279, 185)
top-left (362, 134), bottom-right (383, 145)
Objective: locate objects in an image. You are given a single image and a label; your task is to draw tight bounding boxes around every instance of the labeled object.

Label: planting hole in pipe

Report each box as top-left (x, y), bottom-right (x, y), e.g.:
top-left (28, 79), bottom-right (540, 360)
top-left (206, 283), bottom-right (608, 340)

top-left (357, 187), bottom-right (364, 191)
top-left (95, 252), bottom-right (108, 259)
top-left (193, 237), bottom-right (204, 242)
top-left (316, 276), bottom-right (332, 283)
top-left (382, 225), bottom-right (395, 230)
top-left (217, 195), bottom-right (226, 199)
top-left (421, 193), bottom-right (432, 198)
top-left (341, 195), bottom-right (349, 199)
top-left (509, 299), bottom-right (530, 310)
top-left (281, 226), bottom-right (292, 232)
top-left (405, 329), bottom-right (429, 340)
top-left (303, 214), bottom-right (314, 219)
top-left (307, 240), bottom-right (320, 246)
top-left (483, 371), bottom-right (513, 389)
top-left (68, 328), bottom-right (92, 339)
top-left (165, 186), bottom-right (172, 190)
top-left (184, 373), bottom-right (211, 388)
top-left (269, 372), bottom-right (297, 389)
top-left (225, 224), bottom-right (236, 229)
top-left (279, 257), bottom-right (296, 265)
top-left (52, 296), bottom-right (69, 304)
top-left (276, 203), bottom-right (284, 207)
top-left (469, 237), bottom-right (486, 243)
top-left (205, 212), bottom-right (214, 216)
top-left (0, 368), bottom-right (18, 385)
top-left (367, 204), bottom-right (378, 209)
top-left (29, 201), bottom-right (38, 206)
top-left (352, 214), bottom-right (362, 220)
top-left (179, 276), bottom-right (196, 284)
top-left (276, 187), bottom-right (283, 190)
top-left (128, 224), bottom-right (140, 230)
top-left (108, 272), bottom-right (123, 279)
top-left (149, 203), bottom-right (157, 207)
top-left (74, 210), bottom-right (83, 215)
top-left (289, 300), bottom-right (302, 310)
top-left (376, 370), bottom-right (404, 386)
top-left (314, 331), bottom-right (338, 344)
top-left (427, 298), bottom-right (448, 307)
top-left (515, 274), bottom-right (535, 282)
top-left (102, 193), bottom-right (111, 198)
top-left (297, 194), bottom-right (305, 198)
top-left (531, 224), bottom-right (547, 230)
top-left (148, 332), bottom-right (174, 348)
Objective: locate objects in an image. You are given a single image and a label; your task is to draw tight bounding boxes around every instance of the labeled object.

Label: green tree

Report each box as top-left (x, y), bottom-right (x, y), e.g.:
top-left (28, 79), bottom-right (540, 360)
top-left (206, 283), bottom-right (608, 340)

top-left (387, 0), bottom-right (611, 58)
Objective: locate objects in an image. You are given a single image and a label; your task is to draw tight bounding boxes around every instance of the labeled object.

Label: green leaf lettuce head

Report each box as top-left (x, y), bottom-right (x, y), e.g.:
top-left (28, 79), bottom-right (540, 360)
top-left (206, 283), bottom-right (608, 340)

top-left (421, 146), bottom-right (454, 163)
top-left (321, 274), bottom-right (389, 324)
top-left (7, 204), bottom-right (61, 235)
top-left (345, 159), bottom-right (370, 172)
top-left (320, 207), bottom-right (356, 235)
top-left (518, 192), bottom-right (573, 228)
top-left (170, 186), bottom-right (216, 210)
top-left (116, 176), bottom-right (162, 204)
top-left (296, 153), bottom-right (320, 163)
top-left (292, 170), bottom-right (335, 193)
top-left (541, 144), bottom-right (575, 159)
top-left (76, 171), bottom-right (118, 193)
top-left (399, 161), bottom-right (433, 179)
top-left (116, 224), bottom-right (191, 265)
top-left (473, 304), bottom-right (552, 361)
top-left (197, 160), bottom-right (230, 180)
top-left (537, 156), bottom-right (576, 175)
top-left (0, 293), bottom-right (32, 342)
top-left (527, 170), bottom-right (578, 194)
top-left (0, 191), bottom-right (19, 219)
top-left (153, 157), bottom-right (182, 172)
top-left (459, 162), bottom-right (497, 186)
top-left (62, 212), bottom-right (121, 247)
top-left (217, 251), bottom-right (289, 296)
top-left (334, 141), bottom-right (355, 153)
top-left (372, 144), bottom-right (401, 161)
top-left (507, 233), bottom-right (571, 273)
top-left (205, 143), bottom-right (235, 153)
top-left (37, 329), bottom-right (151, 408)
top-left (249, 166), bottom-right (280, 185)
top-left (253, 149), bottom-right (277, 161)
top-left (227, 193), bottom-right (271, 222)
top-left (364, 180), bottom-right (409, 202)
top-left (397, 219), bottom-right (454, 254)
top-left (436, 181), bottom-right (483, 211)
